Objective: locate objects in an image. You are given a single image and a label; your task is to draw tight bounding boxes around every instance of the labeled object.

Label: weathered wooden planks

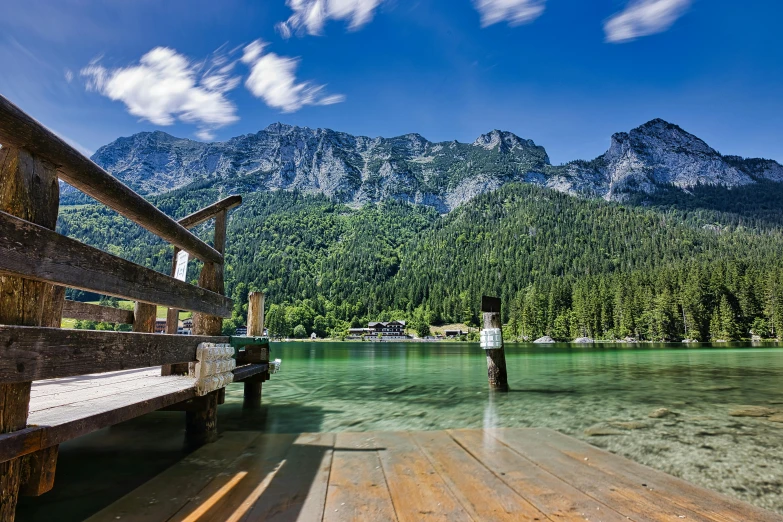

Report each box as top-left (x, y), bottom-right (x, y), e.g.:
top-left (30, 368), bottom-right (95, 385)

top-left (0, 370), bottom-right (197, 464)
top-left (83, 431), bottom-right (261, 522)
top-left (324, 433), bottom-right (397, 522)
top-left (88, 428), bottom-right (783, 522)
top-left (0, 326), bottom-right (228, 382)
top-left (0, 210), bottom-right (232, 317)
top-left (178, 195), bottom-right (242, 229)
top-left (0, 94), bottom-right (222, 264)
top-left (61, 300), bottom-right (134, 324)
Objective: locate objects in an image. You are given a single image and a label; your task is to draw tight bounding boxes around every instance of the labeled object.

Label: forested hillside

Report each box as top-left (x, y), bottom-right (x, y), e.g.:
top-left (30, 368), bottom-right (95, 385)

top-left (58, 181), bottom-right (783, 342)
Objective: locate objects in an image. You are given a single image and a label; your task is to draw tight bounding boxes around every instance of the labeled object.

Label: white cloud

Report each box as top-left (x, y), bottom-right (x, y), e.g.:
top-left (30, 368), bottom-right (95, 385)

top-left (473, 0), bottom-right (546, 27)
top-left (64, 69), bottom-right (73, 83)
top-left (604, 0), bottom-right (690, 43)
top-left (81, 47), bottom-right (240, 139)
top-left (277, 0), bottom-right (382, 37)
top-left (241, 40), bottom-right (345, 112)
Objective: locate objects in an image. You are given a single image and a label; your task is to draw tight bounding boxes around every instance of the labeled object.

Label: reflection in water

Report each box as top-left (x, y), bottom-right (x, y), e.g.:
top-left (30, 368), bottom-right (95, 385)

top-left (15, 342), bottom-right (783, 520)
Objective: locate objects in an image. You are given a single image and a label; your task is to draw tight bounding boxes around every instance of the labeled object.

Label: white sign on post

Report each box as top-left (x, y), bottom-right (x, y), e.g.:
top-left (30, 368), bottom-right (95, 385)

top-left (174, 250), bottom-right (189, 282)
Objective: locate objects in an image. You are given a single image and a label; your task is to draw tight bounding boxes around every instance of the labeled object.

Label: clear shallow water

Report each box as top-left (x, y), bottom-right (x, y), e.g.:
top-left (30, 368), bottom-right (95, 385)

top-left (221, 342), bottom-right (783, 513)
top-left (17, 342), bottom-right (783, 520)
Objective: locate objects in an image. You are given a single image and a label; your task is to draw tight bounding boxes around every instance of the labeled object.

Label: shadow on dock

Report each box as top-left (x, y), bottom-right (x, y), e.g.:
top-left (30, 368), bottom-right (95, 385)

top-left (15, 402), bottom-right (329, 522)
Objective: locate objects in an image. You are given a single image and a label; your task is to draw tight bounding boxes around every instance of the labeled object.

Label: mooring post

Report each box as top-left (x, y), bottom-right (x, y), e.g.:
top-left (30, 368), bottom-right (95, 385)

top-left (0, 146), bottom-right (65, 518)
top-left (481, 295), bottom-right (509, 391)
top-left (244, 292), bottom-right (265, 408)
top-left (187, 209), bottom-right (228, 447)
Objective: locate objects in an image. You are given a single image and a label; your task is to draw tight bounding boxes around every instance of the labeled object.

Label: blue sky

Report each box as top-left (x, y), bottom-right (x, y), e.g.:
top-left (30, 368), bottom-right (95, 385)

top-left (1, 0), bottom-right (781, 164)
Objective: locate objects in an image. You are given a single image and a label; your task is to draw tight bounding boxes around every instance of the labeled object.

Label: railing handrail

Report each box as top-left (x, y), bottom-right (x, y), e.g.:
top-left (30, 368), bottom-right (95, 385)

top-left (179, 195), bottom-right (242, 229)
top-left (0, 94), bottom-right (222, 264)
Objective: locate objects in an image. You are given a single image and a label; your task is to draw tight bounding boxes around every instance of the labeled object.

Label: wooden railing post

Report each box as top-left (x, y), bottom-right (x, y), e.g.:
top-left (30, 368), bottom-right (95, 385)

top-left (0, 146), bottom-right (64, 518)
top-left (133, 302), bottom-right (156, 333)
top-left (162, 247), bottom-right (185, 376)
top-left (244, 292), bottom-right (265, 408)
top-left (187, 209), bottom-right (227, 447)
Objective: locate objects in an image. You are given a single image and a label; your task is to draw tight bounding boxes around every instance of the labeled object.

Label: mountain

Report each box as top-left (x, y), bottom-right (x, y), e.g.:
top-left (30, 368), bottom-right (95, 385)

top-left (90, 125), bottom-right (550, 212)
top-left (548, 119), bottom-right (783, 201)
top-left (87, 119), bottom-right (783, 211)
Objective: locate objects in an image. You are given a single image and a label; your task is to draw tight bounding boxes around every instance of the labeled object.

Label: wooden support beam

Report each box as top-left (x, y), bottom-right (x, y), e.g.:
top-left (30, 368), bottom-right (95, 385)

top-left (481, 296), bottom-right (508, 391)
top-left (0, 145), bottom-right (64, 520)
top-left (0, 326), bottom-right (228, 382)
top-left (0, 94), bottom-right (222, 264)
top-left (0, 209), bottom-right (232, 317)
top-left (243, 291), bottom-right (266, 409)
top-left (19, 445), bottom-right (57, 496)
top-left (178, 195), bottom-right (242, 229)
top-left (187, 209), bottom-right (228, 446)
top-left (184, 392), bottom-right (218, 449)
top-left (61, 300), bottom-right (134, 324)
top-left (232, 363), bottom-right (269, 382)
top-left (133, 302), bottom-right (156, 333)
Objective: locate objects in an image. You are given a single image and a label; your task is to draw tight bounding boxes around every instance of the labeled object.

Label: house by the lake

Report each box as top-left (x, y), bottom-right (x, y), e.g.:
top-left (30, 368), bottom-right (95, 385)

top-left (347, 320), bottom-right (409, 340)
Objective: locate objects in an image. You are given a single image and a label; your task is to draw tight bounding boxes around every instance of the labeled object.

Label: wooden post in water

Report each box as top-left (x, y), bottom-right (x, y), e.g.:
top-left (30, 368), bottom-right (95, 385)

top-left (244, 292), bottom-right (265, 408)
top-left (187, 209), bottom-right (227, 447)
top-left (0, 146), bottom-right (65, 518)
top-left (481, 296), bottom-right (508, 391)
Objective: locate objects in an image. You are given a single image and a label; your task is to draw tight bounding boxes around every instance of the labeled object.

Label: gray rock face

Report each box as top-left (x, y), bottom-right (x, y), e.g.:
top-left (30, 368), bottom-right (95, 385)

top-left (88, 119), bottom-right (783, 210)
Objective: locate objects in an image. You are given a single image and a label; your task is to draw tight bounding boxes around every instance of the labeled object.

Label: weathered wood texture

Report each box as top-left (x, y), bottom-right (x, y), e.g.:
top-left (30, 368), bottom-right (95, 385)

top-left (247, 292), bottom-right (264, 336)
top-left (0, 368), bottom-right (197, 464)
top-left (178, 195), bottom-right (242, 229)
top-left (0, 94), bottom-right (222, 264)
top-left (482, 296), bottom-right (508, 391)
top-left (132, 302), bottom-right (156, 333)
top-left (0, 146), bottom-right (64, 520)
top-left (18, 445), bottom-right (58, 496)
top-left (0, 326), bottom-right (227, 382)
top-left (89, 428), bottom-right (783, 522)
top-left (192, 209), bottom-right (226, 339)
top-left (61, 300), bottom-right (134, 324)
top-left (231, 364), bottom-right (269, 382)
top-left (185, 391), bottom-right (219, 448)
top-left (186, 209), bottom-right (226, 446)
top-left (0, 210), bottom-right (232, 317)
top-left (243, 292), bottom-right (266, 407)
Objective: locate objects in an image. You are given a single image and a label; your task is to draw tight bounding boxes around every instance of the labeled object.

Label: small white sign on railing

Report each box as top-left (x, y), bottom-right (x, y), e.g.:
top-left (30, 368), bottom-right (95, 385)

top-left (174, 250), bottom-right (189, 282)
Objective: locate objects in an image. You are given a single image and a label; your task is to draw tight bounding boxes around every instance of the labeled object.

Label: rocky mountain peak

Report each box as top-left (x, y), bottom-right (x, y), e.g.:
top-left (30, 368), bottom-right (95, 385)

top-left (85, 120), bottom-right (783, 211)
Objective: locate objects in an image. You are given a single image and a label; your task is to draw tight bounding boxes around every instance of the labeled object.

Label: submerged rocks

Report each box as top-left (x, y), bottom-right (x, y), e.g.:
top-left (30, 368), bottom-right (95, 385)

top-left (648, 408), bottom-right (673, 418)
top-left (610, 421), bottom-right (650, 430)
top-left (729, 406), bottom-right (778, 417)
top-left (768, 414), bottom-right (783, 423)
top-left (584, 423), bottom-right (624, 436)
top-left (533, 336), bottom-right (555, 344)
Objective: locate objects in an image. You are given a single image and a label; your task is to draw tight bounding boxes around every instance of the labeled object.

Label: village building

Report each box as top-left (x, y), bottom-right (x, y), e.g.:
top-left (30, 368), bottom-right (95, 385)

top-left (347, 320), bottom-right (410, 340)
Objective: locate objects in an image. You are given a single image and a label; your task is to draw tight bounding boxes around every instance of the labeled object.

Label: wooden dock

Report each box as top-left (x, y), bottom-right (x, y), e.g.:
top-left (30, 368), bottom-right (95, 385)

top-left (86, 428), bottom-right (782, 522)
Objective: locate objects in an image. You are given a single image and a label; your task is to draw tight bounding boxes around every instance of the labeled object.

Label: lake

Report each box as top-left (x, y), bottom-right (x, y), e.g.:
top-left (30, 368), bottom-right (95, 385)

top-left (17, 342), bottom-right (783, 520)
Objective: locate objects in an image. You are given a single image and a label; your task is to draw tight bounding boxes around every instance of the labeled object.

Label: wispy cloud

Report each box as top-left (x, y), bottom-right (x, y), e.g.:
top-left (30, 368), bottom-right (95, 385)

top-left (81, 47), bottom-right (240, 140)
top-left (276, 0), bottom-right (382, 38)
top-left (241, 40), bottom-right (345, 112)
top-left (473, 0), bottom-right (546, 27)
top-left (604, 0), bottom-right (691, 43)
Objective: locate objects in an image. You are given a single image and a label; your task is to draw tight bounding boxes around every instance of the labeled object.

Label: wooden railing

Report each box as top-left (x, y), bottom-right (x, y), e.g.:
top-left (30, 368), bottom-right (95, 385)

top-left (0, 94), bottom-right (250, 519)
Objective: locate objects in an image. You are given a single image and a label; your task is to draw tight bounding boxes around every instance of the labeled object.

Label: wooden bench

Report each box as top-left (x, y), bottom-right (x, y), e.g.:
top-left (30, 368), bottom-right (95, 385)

top-left (0, 93), bottom-right (268, 520)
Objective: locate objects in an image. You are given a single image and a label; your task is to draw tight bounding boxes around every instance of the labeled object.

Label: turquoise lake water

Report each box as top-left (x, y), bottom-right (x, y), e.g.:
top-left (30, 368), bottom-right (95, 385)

top-left (16, 342), bottom-right (783, 520)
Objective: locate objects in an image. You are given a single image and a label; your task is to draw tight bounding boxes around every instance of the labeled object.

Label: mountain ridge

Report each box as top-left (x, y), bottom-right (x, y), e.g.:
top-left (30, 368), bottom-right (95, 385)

top-left (88, 119), bottom-right (783, 211)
